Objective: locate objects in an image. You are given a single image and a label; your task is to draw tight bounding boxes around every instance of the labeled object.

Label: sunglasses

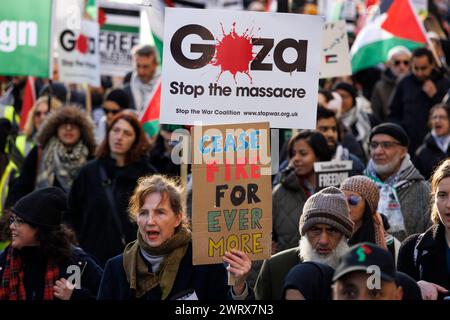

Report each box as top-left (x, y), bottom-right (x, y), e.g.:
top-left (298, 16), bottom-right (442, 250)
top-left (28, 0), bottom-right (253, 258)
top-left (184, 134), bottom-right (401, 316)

top-left (347, 195), bottom-right (363, 206)
top-left (103, 107), bottom-right (120, 115)
top-left (35, 111), bottom-right (49, 117)
top-left (393, 60), bottom-right (409, 66)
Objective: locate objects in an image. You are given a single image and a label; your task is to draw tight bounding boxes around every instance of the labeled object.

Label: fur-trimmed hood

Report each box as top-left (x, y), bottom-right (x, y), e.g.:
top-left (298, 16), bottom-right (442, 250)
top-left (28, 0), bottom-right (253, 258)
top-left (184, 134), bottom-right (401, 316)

top-left (35, 105), bottom-right (97, 155)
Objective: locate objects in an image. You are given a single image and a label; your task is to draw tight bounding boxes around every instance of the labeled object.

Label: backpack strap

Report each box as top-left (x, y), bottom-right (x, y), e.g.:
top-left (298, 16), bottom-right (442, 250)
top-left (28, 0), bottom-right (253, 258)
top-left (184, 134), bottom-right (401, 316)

top-left (98, 162), bottom-right (126, 246)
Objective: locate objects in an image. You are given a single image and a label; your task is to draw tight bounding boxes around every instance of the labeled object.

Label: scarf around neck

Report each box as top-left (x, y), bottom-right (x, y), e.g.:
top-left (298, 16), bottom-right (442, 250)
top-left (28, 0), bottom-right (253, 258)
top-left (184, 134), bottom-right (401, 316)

top-left (36, 137), bottom-right (89, 192)
top-left (122, 227), bottom-right (191, 299)
top-left (0, 246), bottom-right (59, 300)
top-left (431, 130), bottom-right (450, 153)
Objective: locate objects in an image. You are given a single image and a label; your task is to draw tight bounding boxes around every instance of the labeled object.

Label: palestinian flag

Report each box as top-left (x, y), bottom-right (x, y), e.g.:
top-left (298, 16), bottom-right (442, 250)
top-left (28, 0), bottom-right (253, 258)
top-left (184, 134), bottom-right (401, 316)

top-left (140, 80), bottom-right (161, 138)
top-left (351, 0), bottom-right (427, 73)
top-left (19, 77), bottom-right (36, 130)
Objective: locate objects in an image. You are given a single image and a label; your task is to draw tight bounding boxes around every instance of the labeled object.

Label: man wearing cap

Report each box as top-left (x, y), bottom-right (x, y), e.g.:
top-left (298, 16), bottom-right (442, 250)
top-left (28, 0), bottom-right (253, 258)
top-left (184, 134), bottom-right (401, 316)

top-left (254, 187), bottom-right (354, 300)
top-left (0, 187), bottom-right (103, 300)
top-left (371, 46), bottom-right (412, 122)
top-left (332, 242), bottom-right (403, 300)
top-left (364, 123), bottom-right (431, 241)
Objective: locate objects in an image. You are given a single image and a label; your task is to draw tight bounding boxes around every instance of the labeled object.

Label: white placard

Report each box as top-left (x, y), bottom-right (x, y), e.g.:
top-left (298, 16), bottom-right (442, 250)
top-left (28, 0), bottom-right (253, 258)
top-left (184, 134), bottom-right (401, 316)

top-left (314, 160), bottom-right (353, 188)
top-left (160, 8), bottom-right (323, 129)
top-left (98, 1), bottom-right (140, 77)
top-left (320, 21), bottom-right (352, 79)
top-left (56, 15), bottom-right (100, 86)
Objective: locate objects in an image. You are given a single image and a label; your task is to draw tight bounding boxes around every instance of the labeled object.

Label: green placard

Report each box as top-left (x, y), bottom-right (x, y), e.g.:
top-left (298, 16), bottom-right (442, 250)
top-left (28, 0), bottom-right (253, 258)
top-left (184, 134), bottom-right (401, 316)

top-left (0, 0), bottom-right (53, 77)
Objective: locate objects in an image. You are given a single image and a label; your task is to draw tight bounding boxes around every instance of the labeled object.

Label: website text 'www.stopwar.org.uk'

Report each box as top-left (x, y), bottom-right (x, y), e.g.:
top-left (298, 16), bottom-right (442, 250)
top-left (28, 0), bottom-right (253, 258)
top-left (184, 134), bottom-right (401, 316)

top-left (175, 107), bottom-right (299, 118)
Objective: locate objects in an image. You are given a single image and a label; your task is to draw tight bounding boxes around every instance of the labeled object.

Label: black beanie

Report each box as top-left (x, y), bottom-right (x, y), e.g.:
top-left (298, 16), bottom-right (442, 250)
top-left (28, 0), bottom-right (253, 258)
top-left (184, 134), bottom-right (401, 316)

top-left (369, 122), bottom-right (409, 147)
top-left (11, 187), bottom-right (67, 227)
top-left (105, 89), bottom-right (130, 110)
top-left (333, 82), bottom-right (357, 106)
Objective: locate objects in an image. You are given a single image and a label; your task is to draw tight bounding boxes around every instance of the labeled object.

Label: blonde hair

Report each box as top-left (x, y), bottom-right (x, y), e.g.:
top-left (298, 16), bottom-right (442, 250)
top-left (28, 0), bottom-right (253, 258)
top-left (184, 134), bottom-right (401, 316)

top-left (128, 175), bottom-right (187, 227)
top-left (430, 159), bottom-right (450, 224)
top-left (23, 96), bottom-right (62, 138)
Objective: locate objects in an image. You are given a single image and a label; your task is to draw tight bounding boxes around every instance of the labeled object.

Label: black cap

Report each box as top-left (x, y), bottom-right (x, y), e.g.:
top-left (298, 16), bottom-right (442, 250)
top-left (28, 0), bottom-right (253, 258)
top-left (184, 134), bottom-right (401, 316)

top-left (11, 187), bottom-right (67, 227)
top-left (369, 122), bottom-right (409, 147)
top-left (333, 242), bottom-right (396, 282)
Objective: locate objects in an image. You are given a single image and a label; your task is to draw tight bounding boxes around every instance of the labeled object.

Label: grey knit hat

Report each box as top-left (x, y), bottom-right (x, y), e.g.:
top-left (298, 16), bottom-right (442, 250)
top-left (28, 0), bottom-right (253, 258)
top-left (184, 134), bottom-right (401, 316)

top-left (340, 175), bottom-right (379, 213)
top-left (300, 186), bottom-right (354, 238)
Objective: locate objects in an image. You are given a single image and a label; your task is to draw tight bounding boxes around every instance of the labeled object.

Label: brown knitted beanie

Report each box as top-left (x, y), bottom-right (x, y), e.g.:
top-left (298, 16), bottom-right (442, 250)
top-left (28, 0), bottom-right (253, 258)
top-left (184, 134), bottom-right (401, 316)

top-left (300, 186), bottom-right (354, 238)
top-left (340, 175), bottom-right (380, 213)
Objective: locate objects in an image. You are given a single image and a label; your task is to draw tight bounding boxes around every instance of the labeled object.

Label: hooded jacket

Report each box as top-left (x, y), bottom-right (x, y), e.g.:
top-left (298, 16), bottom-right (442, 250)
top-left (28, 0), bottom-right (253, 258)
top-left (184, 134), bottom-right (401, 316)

top-left (272, 169), bottom-right (309, 252)
top-left (5, 107), bottom-right (96, 208)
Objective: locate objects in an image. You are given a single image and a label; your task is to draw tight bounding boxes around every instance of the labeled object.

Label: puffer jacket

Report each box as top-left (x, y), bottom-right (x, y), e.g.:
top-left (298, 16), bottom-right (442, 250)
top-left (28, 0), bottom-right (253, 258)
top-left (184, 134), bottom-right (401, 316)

top-left (272, 169), bottom-right (309, 252)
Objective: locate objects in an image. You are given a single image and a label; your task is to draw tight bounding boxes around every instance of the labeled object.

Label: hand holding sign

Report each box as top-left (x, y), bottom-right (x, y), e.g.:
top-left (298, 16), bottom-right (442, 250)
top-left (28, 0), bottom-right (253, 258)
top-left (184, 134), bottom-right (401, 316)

top-left (223, 249), bottom-right (252, 295)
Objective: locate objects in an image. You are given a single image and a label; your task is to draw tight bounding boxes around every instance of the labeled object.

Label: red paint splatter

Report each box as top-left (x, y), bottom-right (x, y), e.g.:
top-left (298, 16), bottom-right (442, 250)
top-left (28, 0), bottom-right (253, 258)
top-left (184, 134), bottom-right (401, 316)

top-left (211, 22), bottom-right (256, 83)
top-left (98, 8), bottom-right (107, 27)
top-left (76, 34), bottom-right (88, 54)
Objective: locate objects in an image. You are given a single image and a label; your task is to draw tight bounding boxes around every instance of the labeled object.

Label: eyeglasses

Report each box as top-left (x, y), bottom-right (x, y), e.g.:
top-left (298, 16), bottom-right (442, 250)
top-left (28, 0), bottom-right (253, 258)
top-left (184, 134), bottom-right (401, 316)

top-left (103, 108), bottom-right (120, 115)
top-left (393, 60), bottom-right (409, 66)
top-left (368, 141), bottom-right (401, 150)
top-left (347, 195), bottom-right (363, 206)
top-left (35, 111), bottom-right (49, 117)
top-left (9, 215), bottom-right (25, 227)
top-left (431, 115), bottom-right (448, 121)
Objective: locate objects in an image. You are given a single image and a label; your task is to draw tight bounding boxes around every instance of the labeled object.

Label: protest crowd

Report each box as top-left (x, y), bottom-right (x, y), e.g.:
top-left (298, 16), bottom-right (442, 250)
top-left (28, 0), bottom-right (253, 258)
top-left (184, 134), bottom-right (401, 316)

top-left (1, 0), bottom-right (450, 302)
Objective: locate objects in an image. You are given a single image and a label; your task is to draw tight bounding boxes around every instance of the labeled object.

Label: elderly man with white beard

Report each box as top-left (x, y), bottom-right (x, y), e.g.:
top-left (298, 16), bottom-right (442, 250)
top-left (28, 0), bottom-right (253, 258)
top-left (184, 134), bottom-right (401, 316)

top-left (364, 123), bottom-right (431, 241)
top-left (254, 187), bottom-right (354, 300)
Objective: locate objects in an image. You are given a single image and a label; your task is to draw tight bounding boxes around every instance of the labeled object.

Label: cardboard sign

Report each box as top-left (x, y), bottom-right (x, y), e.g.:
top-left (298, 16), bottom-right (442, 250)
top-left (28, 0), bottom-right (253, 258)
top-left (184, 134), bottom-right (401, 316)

top-left (160, 8), bottom-right (323, 129)
top-left (191, 122), bottom-right (272, 265)
top-left (0, 0), bottom-right (53, 77)
top-left (98, 1), bottom-right (140, 77)
top-left (314, 160), bottom-right (352, 188)
top-left (55, 0), bottom-right (100, 87)
top-left (320, 21), bottom-right (352, 79)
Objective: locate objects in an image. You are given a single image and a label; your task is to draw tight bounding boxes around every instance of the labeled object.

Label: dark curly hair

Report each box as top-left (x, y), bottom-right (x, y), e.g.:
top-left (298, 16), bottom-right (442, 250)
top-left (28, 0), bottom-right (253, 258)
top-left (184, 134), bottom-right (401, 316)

top-left (0, 209), bottom-right (78, 265)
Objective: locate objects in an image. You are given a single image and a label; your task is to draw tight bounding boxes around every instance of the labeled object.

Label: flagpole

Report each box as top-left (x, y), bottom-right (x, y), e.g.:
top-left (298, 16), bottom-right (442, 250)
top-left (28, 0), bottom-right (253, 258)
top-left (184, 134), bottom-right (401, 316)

top-left (84, 83), bottom-right (92, 119)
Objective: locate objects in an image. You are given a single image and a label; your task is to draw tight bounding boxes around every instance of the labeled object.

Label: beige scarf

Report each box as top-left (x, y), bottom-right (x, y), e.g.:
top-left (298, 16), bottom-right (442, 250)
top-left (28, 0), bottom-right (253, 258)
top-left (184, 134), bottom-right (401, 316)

top-left (122, 227), bottom-right (191, 299)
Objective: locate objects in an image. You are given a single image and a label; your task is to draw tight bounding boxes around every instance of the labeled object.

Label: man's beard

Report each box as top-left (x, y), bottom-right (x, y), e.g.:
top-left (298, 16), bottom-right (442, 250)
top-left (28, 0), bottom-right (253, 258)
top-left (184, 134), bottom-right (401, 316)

top-left (298, 236), bottom-right (349, 269)
top-left (372, 153), bottom-right (403, 177)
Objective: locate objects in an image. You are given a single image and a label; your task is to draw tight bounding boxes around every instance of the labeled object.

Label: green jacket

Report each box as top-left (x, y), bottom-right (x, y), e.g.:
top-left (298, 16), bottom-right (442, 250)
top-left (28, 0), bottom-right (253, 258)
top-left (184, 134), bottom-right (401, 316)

top-left (254, 247), bottom-right (302, 300)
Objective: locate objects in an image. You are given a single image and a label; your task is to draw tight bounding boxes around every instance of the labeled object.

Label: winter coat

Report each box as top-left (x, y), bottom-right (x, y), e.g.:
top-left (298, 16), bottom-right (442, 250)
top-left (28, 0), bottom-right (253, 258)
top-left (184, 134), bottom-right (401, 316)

top-left (4, 146), bottom-right (93, 208)
top-left (65, 156), bottom-right (157, 266)
top-left (370, 69), bottom-right (397, 122)
top-left (398, 223), bottom-right (450, 299)
top-left (0, 245), bottom-right (103, 300)
top-left (365, 163), bottom-right (431, 241)
top-left (5, 106), bottom-right (97, 208)
top-left (272, 169), bottom-right (309, 252)
top-left (254, 247), bottom-right (302, 300)
top-left (388, 70), bottom-right (450, 154)
top-left (97, 242), bottom-right (238, 300)
top-left (415, 133), bottom-right (450, 180)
